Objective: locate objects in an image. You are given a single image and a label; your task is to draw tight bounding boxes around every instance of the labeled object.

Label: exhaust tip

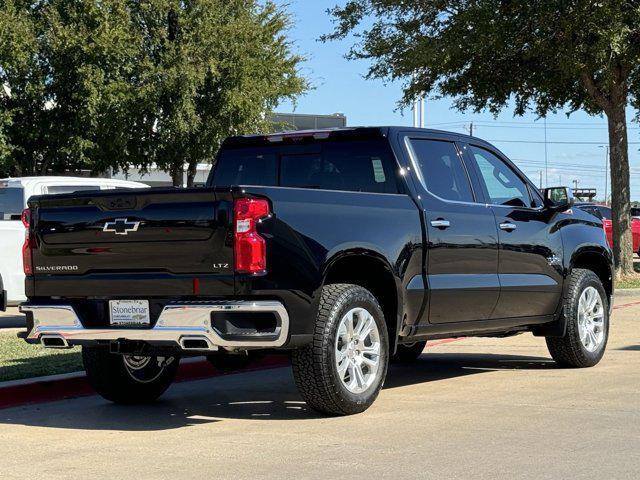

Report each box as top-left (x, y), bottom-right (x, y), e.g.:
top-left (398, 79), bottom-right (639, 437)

top-left (180, 336), bottom-right (215, 351)
top-left (40, 335), bottom-right (70, 349)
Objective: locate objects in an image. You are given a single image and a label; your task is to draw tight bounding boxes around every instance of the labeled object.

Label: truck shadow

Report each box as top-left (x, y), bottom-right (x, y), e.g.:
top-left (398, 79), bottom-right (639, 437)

top-left (0, 352), bottom-right (556, 431)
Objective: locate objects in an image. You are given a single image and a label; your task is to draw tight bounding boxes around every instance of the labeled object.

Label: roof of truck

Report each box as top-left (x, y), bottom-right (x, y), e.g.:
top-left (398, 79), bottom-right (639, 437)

top-left (224, 126), bottom-right (487, 148)
top-left (0, 176), bottom-right (148, 188)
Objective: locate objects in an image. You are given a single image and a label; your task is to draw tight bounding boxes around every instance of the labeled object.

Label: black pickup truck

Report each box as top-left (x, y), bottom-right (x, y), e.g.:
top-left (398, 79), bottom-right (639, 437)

top-left (20, 127), bottom-right (613, 415)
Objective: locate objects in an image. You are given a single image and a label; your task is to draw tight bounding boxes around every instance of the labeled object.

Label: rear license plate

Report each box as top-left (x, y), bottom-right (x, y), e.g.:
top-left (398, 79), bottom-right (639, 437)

top-left (109, 300), bottom-right (150, 326)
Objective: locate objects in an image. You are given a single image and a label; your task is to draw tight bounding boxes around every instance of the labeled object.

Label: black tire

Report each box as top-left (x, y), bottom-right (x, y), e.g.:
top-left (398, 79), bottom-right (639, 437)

top-left (546, 269), bottom-right (609, 368)
top-left (391, 341), bottom-right (427, 363)
top-left (291, 283), bottom-right (389, 416)
top-left (82, 346), bottom-right (180, 404)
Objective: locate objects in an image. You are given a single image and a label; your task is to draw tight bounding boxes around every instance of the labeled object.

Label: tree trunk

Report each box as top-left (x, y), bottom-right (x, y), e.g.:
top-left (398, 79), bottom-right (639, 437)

top-left (606, 100), bottom-right (634, 277)
top-left (170, 162), bottom-right (184, 187)
top-left (186, 160), bottom-right (198, 187)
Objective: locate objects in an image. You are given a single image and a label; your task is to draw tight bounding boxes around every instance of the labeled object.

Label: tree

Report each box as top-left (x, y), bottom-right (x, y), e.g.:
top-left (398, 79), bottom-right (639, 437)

top-left (0, 0), bottom-right (145, 176)
top-left (326, 1), bottom-right (640, 278)
top-left (0, 0), bottom-right (306, 185)
top-left (129, 0), bottom-right (306, 186)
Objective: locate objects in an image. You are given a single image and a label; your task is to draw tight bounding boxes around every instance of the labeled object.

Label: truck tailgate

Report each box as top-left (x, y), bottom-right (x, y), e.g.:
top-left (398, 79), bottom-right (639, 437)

top-left (27, 187), bottom-right (235, 297)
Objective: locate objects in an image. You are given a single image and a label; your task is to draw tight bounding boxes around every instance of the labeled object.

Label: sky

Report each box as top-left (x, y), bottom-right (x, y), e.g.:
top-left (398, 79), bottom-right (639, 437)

top-left (274, 0), bottom-right (640, 201)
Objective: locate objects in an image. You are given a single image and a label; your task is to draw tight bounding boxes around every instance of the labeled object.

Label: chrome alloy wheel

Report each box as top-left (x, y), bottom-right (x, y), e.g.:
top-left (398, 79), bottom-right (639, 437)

top-left (577, 286), bottom-right (606, 353)
top-left (123, 355), bottom-right (174, 384)
top-left (123, 355), bottom-right (152, 370)
top-left (334, 307), bottom-right (381, 394)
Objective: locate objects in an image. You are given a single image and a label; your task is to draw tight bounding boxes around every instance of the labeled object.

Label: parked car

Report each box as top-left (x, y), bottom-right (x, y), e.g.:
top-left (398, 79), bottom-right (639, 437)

top-left (18, 128), bottom-right (613, 415)
top-left (0, 177), bottom-right (148, 306)
top-left (574, 203), bottom-right (640, 253)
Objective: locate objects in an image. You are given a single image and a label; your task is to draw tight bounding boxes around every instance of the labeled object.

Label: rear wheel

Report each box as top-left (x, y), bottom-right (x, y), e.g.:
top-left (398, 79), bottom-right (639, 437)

top-left (291, 283), bottom-right (389, 416)
top-left (391, 341), bottom-right (427, 363)
top-left (82, 346), bottom-right (179, 404)
top-left (546, 269), bottom-right (609, 368)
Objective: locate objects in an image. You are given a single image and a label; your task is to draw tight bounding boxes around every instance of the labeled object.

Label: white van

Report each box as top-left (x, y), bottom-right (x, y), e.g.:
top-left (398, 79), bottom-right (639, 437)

top-left (0, 176), bottom-right (148, 305)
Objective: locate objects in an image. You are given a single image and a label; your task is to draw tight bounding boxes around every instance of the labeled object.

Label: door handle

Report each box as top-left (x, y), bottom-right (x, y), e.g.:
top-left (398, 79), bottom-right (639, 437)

top-left (499, 222), bottom-right (517, 231)
top-left (430, 219), bottom-right (451, 229)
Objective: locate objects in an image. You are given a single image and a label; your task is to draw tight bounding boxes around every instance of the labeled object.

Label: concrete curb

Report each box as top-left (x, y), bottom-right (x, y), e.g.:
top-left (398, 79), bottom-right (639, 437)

top-left (614, 288), bottom-right (640, 297)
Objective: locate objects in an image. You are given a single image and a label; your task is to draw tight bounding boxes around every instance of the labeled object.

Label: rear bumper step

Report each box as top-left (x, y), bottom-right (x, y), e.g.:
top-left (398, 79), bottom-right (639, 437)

top-left (20, 301), bottom-right (289, 351)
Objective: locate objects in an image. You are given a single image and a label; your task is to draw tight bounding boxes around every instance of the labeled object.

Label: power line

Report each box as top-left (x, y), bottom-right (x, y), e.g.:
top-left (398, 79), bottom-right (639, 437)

top-left (488, 139), bottom-right (640, 145)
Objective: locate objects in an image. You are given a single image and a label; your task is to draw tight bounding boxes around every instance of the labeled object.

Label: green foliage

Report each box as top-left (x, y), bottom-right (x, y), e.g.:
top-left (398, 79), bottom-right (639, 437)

top-left (325, 1), bottom-right (640, 116)
top-left (0, 0), bottom-right (306, 181)
top-left (325, 0), bottom-right (640, 276)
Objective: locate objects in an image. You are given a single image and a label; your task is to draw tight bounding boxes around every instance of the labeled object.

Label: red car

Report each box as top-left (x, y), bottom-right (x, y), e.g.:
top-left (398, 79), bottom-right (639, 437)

top-left (576, 204), bottom-right (640, 253)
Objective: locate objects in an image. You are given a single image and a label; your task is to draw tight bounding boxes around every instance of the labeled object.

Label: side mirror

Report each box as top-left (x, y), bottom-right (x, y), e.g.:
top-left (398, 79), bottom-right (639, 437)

top-left (543, 186), bottom-right (575, 211)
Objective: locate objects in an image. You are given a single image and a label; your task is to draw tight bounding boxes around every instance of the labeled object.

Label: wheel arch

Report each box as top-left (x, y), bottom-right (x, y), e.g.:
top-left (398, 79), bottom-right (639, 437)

top-left (322, 249), bottom-right (401, 352)
top-left (569, 246), bottom-right (614, 306)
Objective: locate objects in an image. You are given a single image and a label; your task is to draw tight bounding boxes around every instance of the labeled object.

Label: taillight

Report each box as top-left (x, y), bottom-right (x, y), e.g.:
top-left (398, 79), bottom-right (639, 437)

top-left (21, 208), bottom-right (33, 275)
top-left (234, 198), bottom-right (270, 274)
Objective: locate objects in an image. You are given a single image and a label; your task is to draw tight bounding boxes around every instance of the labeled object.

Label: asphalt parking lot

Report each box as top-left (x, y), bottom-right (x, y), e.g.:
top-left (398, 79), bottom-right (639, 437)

top-left (0, 297), bottom-right (638, 480)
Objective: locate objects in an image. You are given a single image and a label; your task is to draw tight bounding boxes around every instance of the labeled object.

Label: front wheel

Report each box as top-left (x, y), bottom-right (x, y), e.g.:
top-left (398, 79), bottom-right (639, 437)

top-left (82, 346), bottom-right (180, 404)
top-left (291, 283), bottom-right (389, 416)
top-left (546, 269), bottom-right (609, 368)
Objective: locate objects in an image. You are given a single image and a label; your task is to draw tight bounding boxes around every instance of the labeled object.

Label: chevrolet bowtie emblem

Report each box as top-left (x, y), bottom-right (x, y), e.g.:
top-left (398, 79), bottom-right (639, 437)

top-left (103, 218), bottom-right (140, 235)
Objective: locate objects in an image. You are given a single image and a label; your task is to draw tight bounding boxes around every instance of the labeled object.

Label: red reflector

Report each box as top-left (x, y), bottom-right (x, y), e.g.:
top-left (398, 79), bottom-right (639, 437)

top-left (21, 209), bottom-right (33, 275)
top-left (234, 198), bottom-right (270, 274)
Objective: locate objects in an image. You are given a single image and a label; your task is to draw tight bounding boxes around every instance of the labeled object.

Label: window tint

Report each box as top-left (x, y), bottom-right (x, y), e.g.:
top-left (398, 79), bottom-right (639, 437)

top-left (212, 150), bottom-right (278, 186)
top-left (211, 140), bottom-right (398, 193)
top-left (578, 205), bottom-right (602, 219)
top-left (529, 186), bottom-right (544, 208)
top-left (0, 187), bottom-right (24, 219)
top-left (469, 146), bottom-right (532, 207)
top-left (408, 139), bottom-right (474, 202)
top-left (597, 206), bottom-right (611, 219)
top-left (45, 185), bottom-right (103, 195)
top-left (280, 141), bottom-right (397, 193)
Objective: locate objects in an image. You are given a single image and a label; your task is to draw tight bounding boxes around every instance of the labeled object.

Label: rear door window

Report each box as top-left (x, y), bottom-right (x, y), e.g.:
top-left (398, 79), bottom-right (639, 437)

top-left (407, 139), bottom-right (474, 202)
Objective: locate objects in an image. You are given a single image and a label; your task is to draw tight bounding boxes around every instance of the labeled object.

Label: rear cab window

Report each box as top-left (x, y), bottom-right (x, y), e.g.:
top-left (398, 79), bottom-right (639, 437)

top-left (211, 137), bottom-right (399, 194)
top-left (45, 185), bottom-right (106, 195)
top-left (0, 187), bottom-right (25, 220)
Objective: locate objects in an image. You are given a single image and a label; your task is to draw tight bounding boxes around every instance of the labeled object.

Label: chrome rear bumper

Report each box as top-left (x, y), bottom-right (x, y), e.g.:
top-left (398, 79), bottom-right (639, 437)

top-left (20, 301), bottom-right (289, 351)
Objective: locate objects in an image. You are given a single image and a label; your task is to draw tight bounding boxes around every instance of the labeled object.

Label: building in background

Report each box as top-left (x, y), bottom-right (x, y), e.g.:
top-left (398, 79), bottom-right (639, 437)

top-left (111, 112), bottom-right (347, 186)
top-left (272, 112), bottom-right (347, 130)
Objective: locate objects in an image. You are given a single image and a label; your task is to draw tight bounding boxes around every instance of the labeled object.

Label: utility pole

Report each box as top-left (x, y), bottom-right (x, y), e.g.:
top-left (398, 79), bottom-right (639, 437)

top-left (604, 146), bottom-right (609, 205)
top-left (544, 117), bottom-right (548, 188)
top-left (539, 170), bottom-right (543, 189)
top-left (469, 122), bottom-right (473, 136)
top-left (573, 179), bottom-right (579, 192)
top-left (599, 144), bottom-right (610, 205)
